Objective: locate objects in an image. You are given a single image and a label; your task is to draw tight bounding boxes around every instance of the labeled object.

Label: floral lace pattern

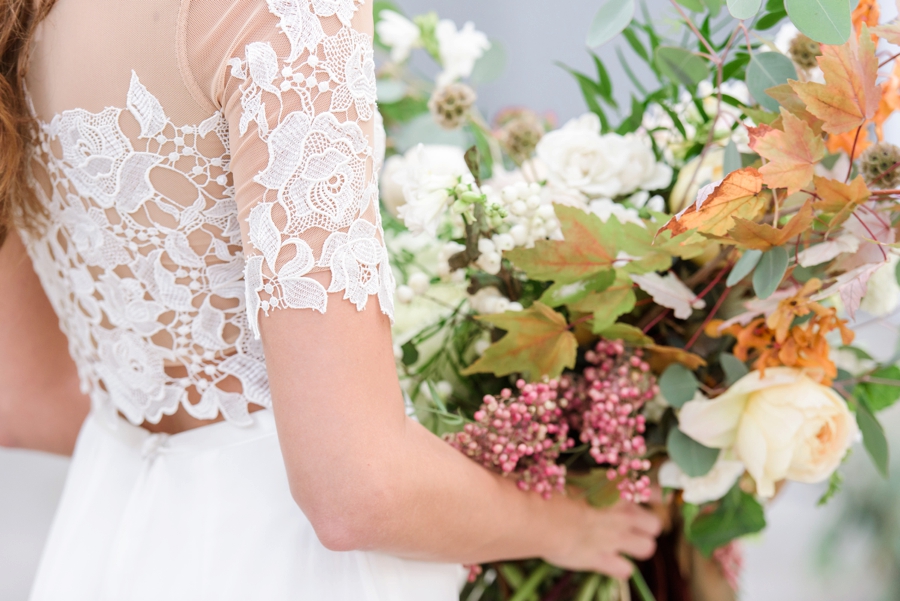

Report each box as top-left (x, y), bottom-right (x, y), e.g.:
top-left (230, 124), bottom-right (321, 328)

top-left (21, 0), bottom-right (393, 427)
top-left (229, 0), bottom-right (393, 336)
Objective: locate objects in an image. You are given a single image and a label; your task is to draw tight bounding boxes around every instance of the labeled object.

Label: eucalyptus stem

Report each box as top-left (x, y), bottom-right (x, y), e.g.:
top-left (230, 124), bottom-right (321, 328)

top-left (630, 564), bottom-right (657, 601)
top-left (507, 562), bottom-right (554, 601)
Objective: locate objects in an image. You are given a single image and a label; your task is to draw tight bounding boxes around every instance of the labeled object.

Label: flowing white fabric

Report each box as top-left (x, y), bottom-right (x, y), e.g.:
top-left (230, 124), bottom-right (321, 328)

top-left (28, 411), bottom-right (466, 601)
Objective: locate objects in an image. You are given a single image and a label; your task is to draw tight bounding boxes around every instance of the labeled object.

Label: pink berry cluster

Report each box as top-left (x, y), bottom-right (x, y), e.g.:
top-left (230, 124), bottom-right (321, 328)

top-left (713, 541), bottom-right (743, 591)
top-left (444, 379), bottom-right (574, 499)
top-left (561, 340), bottom-right (658, 503)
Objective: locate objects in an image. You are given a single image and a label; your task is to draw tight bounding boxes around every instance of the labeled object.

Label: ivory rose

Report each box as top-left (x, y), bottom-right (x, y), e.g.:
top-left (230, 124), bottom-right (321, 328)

top-left (678, 367), bottom-right (857, 498)
top-left (535, 113), bottom-right (671, 200)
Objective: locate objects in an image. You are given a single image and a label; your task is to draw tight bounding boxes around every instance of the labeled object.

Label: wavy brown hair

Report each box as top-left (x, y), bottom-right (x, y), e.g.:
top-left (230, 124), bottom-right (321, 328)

top-left (0, 0), bottom-right (56, 237)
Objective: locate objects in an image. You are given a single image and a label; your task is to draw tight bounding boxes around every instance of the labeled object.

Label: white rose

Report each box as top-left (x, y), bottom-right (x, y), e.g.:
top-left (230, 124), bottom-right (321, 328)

top-left (391, 144), bottom-right (470, 236)
top-left (659, 456), bottom-right (746, 504)
top-left (617, 134), bottom-right (673, 194)
top-left (679, 368), bottom-right (858, 498)
top-left (376, 11), bottom-right (421, 63)
top-left (588, 198), bottom-right (644, 227)
top-left (536, 114), bottom-right (629, 199)
top-left (435, 20), bottom-right (491, 86)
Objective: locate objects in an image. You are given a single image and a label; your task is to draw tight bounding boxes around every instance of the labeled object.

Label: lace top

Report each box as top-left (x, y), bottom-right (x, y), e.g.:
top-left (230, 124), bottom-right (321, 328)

top-left (22, 0), bottom-right (393, 426)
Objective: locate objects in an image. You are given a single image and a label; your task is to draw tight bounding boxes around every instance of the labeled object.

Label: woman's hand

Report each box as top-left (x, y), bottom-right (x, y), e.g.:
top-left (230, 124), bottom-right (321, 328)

top-left (544, 500), bottom-right (661, 579)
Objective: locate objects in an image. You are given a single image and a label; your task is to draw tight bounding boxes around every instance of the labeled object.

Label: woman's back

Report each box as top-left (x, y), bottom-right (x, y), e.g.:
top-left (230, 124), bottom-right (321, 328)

top-left (24, 0), bottom-right (393, 429)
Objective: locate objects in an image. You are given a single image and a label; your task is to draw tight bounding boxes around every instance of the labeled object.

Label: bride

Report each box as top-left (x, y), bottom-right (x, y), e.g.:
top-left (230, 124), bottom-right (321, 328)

top-left (0, 0), bottom-right (660, 598)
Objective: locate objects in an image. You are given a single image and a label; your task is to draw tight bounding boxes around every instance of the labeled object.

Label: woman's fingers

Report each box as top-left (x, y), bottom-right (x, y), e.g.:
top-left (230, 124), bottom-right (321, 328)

top-left (617, 531), bottom-right (656, 560)
top-left (594, 553), bottom-right (634, 580)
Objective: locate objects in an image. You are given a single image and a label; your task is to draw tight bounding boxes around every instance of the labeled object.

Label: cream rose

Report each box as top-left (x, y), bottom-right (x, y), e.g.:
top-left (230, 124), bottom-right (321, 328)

top-left (678, 367), bottom-right (858, 498)
top-left (658, 456), bottom-right (746, 504)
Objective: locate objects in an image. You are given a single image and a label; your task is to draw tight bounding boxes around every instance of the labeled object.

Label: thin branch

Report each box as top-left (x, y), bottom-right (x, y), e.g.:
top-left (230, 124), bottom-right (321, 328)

top-left (879, 50), bottom-right (900, 68)
top-left (685, 286), bottom-right (731, 351)
top-left (669, 0), bottom-right (718, 58)
top-left (846, 126), bottom-right (863, 181)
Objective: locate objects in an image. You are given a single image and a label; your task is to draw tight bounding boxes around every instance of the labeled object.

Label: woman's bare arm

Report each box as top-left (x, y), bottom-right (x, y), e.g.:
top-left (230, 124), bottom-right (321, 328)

top-left (0, 229), bottom-right (89, 454)
top-left (261, 288), bottom-right (660, 578)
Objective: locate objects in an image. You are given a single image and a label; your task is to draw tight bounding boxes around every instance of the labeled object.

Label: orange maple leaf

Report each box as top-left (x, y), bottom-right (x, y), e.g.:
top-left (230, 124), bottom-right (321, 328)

top-left (870, 22), bottom-right (900, 46)
top-left (660, 168), bottom-right (768, 238)
top-left (791, 24), bottom-right (881, 135)
top-left (749, 109), bottom-right (825, 194)
top-left (825, 128), bottom-right (871, 158)
top-left (812, 175), bottom-right (870, 229)
top-left (728, 201), bottom-right (814, 251)
top-left (764, 84), bottom-right (822, 132)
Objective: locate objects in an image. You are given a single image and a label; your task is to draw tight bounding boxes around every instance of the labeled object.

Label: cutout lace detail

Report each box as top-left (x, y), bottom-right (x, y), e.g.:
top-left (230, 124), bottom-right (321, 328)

top-left (22, 0), bottom-right (393, 427)
top-left (230, 0), bottom-right (394, 336)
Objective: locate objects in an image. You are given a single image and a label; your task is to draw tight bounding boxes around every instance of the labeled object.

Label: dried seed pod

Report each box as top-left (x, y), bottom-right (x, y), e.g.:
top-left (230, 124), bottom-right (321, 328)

top-left (789, 33), bottom-right (822, 71)
top-left (860, 141), bottom-right (900, 189)
top-left (428, 83), bottom-right (477, 130)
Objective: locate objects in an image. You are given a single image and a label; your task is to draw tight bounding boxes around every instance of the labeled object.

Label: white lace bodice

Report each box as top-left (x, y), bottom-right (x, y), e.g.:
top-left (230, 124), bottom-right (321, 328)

top-left (22, 0), bottom-right (393, 426)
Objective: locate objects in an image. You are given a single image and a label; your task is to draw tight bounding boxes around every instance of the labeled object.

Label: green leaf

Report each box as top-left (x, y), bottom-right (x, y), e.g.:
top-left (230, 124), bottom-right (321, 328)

top-left (598, 322), bottom-right (654, 346)
top-left (785, 0), bottom-right (851, 45)
top-left (727, 249), bottom-right (763, 286)
top-left (591, 53), bottom-right (617, 106)
top-left (668, 426), bottom-right (719, 477)
top-left (684, 485), bottom-right (766, 556)
top-left (508, 563), bottom-right (554, 601)
top-left (570, 278), bottom-right (638, 332)
top-left (723, 139), bottom-right (742, 177)
top-left (654, 46), bottom-right (710, 87)
top-left (728, 0), bottom-right (763, 19)
top-left (742, 106), bottom-right (780, 124)
top-left (567, 469), bottom-right (624, 507)
top-left (755, 10), bottom-right (787, 30)
top-left (401, 341), bottom-right (419, 366)
top-left (462, 302), bottom-right (578, 380)
top-left (470, 41), bottom-right (507, 85)
top-left (817, 468), bottom-right (843, 506)
top-left (856, 394), bottom-right (890, 477)
top-left (752, 246), bottom-right (788, 299)
top-left (746, 52), bottom-right (798, 112)
top-left (676, 0), bottom-right (706, 11)
top-left (559, 63), bottom-right (612, 131)
top-left (539, 270), bottom-right (616, 307)
top-left (857, 366), bottom-right (900, 412)
top-left (617, 96), bottom-right (646, 134)
top-left (622, 27), bottom-right (651, 64)
top-left (720, 352), bottom-right (749, 385)
top-left (587, 0), bottom-right (636, 47)
top-left (722, 53), bottom-right (752, 82)
top-left (631, 568), bottom-right (657, 601)
top-left (703, 0), bottom-right (725, 16)
top-left (574, 573), bottom-right (602, 601)
top-left (766, 0), bottom-right (784, 11)
top-left (659, 363), bottom-right (700, 408)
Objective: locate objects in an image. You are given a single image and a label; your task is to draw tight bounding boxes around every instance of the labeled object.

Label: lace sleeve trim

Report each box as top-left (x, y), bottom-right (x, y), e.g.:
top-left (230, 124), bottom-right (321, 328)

top-left (229, 0), bottom-right (394, 338)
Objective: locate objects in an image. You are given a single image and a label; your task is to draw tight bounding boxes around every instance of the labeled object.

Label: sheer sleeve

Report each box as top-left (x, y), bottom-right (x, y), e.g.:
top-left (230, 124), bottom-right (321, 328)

top-left (181, 0), bottom-right (394, 338)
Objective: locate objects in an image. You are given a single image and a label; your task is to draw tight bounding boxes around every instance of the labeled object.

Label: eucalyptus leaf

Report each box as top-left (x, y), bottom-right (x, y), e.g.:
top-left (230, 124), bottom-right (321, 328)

top-left (659, 363), bottom-right (700, 408)
top-left (668, 426), bottom-right (719, 478)
top-left (654, 46), bottom-right (710, 87)
top-left (753, 247), bottom-right (788, 300)
top-left (726, 249), bottom-right (763, 287)
top-left (587, 0), bottom-right (636, 48)
top-left (720, 353), bottom-right (749, 385)
top-left (723, 139), bottom-right (742, 176)
top-left (856, 395), bottom-right (890, 478)
top-left (728, 0), bottom-right (763, 19)
top-left (785, 0), bottom-right (851, 45)
top-left (470, 41), bottom-right (507, 85)
top-left (376, 79), bottom-right (407, 104)
top-left (857, 366), bottom-right (900, 412)
top-left (746, 52), bottom-right (797, 112)
top-left (703, 0), bottom-right (725, 16)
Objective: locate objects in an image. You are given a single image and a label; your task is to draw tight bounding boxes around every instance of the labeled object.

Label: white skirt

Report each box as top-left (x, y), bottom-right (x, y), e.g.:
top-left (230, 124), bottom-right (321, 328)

top-left (29, 411), bottom-right (466, 601)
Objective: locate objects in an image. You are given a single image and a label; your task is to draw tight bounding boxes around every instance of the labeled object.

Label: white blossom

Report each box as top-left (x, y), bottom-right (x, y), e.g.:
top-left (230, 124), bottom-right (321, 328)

top-left (376, 11), bottom-right (421, 63)
top-left (391, 144), bottom-right (471, 236)
top-left (435, 20), bottom-right (491, 86)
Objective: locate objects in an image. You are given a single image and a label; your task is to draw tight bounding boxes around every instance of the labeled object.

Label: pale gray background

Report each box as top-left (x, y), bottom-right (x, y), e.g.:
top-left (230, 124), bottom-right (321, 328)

top-left (3, 1), bottom-right (900, 599)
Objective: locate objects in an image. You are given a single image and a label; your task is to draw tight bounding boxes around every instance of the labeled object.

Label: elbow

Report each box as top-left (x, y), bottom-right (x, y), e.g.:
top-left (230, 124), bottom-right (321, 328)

top-left (289, 471), bottom-right (399, 553)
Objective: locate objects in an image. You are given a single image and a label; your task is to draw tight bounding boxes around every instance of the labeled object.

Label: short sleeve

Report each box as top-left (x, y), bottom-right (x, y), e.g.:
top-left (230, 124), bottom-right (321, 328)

top-left (181, 0), bottom-right (394, 338)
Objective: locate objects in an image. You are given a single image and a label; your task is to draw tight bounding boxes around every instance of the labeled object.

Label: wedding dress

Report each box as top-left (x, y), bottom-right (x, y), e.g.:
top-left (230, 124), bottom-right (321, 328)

top-left (21, 0), bottom-right (465, 598)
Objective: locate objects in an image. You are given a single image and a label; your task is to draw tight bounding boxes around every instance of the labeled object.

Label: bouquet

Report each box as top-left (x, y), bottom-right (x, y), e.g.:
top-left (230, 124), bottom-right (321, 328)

top-left (374, 0), bottom-right (900, 598)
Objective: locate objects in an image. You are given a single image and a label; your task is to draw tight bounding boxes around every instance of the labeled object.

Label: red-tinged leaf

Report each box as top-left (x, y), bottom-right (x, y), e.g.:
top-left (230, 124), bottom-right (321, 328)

top-left (728, 201), bottom-right (815, 251)
top-left (815, 262), bottom-right (883, 319)
top-left (750, 109), bottom-right (826, 194)
top-left (790, 24), bottom-right (881, 134)
top-left (871, 22), bottom-right (900, 45)
top-left (506, 205), bottom-right (675, 283)
top-left (462, 302), bottom-right (577, 379)
top-left (853, 0), bottom-right (881, 41)
top-left (660, 168), bottom-right (769, 238)
top-left (647, 344), bottom-right (708, 372)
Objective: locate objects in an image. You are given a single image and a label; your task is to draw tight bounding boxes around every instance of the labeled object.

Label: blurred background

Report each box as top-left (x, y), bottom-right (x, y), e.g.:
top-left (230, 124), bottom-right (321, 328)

top-left (3, 0), bottom-right (900, 599)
